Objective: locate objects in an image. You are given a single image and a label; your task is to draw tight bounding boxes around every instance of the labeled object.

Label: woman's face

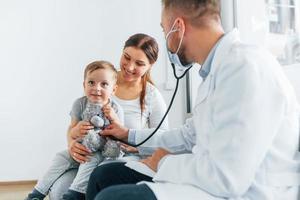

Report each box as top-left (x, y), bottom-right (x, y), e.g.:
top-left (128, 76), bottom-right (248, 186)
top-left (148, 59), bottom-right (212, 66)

top-left (120, 46), bottom-right (152, 82)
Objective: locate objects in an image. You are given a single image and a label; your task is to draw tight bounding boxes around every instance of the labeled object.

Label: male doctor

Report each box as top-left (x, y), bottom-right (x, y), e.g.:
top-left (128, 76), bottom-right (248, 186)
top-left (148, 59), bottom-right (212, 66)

top-left (86, 0), bottom-right (300, 199)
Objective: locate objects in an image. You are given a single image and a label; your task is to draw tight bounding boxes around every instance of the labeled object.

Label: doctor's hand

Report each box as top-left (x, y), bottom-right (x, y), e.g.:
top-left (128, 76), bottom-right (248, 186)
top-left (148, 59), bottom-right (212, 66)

top-left (141, 148), bottom-right (170, 172)
top-left (121, 143), bottom-right (139, 153)
top-left (101, 122), bottom-right (129, 141)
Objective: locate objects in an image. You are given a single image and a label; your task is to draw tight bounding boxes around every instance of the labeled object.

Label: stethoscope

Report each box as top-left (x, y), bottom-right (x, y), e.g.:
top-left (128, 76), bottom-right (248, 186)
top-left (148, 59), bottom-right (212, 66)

top-left (113, 63), bottom-right (193, 147)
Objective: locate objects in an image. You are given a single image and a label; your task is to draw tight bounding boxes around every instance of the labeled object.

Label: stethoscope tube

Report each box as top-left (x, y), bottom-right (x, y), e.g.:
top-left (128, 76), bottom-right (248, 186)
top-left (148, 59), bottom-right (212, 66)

top-left (111, 63), bottom-right (193, 147)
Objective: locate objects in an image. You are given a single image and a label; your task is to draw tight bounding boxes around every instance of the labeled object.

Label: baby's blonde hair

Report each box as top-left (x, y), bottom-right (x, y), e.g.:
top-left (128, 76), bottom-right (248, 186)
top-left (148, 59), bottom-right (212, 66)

top-left (84, 60), bottom-right (118, 82)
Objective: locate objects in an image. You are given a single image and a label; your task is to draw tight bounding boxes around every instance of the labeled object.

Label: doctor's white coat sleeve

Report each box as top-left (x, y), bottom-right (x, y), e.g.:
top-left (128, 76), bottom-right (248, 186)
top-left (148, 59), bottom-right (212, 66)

top-left (150, 58), bottom-right (286, 198)
top-left (132, 117), bottom-right (197, 155)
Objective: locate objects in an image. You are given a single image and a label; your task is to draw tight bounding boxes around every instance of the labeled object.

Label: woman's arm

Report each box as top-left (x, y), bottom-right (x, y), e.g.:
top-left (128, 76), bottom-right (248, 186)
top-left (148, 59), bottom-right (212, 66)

top-left (148, 86), bottom-right (169, 130)
top-left (67, 119), bottom-right (93, 163)
top-left (132, 86), bottom-right (170, 155)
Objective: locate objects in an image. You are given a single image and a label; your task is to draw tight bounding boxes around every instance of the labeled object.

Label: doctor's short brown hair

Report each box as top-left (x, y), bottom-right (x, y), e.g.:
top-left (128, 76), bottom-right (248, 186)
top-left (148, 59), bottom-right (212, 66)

top-left (161, 0), bottom-right (221, 27)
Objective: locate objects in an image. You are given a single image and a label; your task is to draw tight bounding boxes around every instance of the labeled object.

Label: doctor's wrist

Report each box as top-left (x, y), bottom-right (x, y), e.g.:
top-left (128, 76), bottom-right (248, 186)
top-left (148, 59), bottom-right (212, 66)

top-left (157, 155), bottom-right (169, 170)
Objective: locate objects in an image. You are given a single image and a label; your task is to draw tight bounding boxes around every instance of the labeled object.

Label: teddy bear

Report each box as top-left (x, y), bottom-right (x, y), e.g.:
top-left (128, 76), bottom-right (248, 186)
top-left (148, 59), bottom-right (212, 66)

top-left (80, 102), bottom-right (120, 158)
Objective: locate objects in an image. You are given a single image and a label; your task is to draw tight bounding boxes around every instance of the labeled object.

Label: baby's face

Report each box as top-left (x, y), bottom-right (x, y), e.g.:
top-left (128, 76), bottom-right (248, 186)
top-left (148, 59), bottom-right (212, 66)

top-left (84, 69), bottom-right (116, 104)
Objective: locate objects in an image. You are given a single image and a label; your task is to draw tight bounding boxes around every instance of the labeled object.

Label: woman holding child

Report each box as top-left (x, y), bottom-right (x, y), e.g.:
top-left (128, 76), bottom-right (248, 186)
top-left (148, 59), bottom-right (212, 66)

top-left (48, 33), bottom-right (168, 200)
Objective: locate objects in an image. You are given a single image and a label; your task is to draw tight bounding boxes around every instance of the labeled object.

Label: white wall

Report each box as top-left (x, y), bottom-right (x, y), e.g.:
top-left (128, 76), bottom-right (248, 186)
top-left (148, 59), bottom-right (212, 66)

top-left (0, 0), bottom-right (187, 181)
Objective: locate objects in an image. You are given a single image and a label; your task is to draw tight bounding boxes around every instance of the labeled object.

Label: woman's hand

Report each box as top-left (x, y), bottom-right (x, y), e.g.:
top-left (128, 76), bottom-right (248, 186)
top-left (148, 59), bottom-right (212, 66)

top-left (101, 122), bottom-right (129, 141)
top-left (102, 104), bottom-right (120, 124)
top-left (70, 121), bottom-right (94, 139)
top-left (68, 139), bottom-right (91, 163)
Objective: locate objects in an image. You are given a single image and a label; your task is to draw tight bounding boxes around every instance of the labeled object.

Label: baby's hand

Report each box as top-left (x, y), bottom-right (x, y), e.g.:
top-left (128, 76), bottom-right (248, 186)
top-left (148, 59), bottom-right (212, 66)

top-left (72, 121), bottom-right (94, 138)
top-left (102, 104), bottom-right (120, 124)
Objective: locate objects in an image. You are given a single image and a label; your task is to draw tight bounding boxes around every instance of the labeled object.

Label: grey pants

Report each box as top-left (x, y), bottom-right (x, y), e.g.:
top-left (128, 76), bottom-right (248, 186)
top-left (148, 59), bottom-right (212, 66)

top-left (47, 155), bottom-right (141, 200)
top-left (35, 150), bottom-right (103, 195)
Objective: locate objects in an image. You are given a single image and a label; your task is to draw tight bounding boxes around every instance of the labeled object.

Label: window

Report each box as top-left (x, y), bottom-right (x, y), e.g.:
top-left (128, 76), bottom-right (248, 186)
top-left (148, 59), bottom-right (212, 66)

top-left (235, 0), bottom-right (300, 66)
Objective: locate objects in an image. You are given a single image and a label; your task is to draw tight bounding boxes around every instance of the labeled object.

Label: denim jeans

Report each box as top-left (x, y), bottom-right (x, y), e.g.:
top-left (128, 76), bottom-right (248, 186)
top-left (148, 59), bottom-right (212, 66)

top-left (35, 150), bottom-right (103, 195)
top-left (86, 162), bottom-right (155, 200)
top-left (95, 184), bottom-right (157, 200)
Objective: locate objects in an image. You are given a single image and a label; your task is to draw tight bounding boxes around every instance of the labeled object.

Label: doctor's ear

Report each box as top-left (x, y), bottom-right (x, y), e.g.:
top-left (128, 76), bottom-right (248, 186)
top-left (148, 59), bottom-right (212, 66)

top-left (174, 18), bottom-right (186, 33)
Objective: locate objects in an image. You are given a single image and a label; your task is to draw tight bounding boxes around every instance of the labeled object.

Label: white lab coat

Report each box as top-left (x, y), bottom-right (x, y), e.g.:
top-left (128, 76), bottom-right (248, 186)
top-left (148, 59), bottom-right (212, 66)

top-left (133, 29), bottom-right (300, 200)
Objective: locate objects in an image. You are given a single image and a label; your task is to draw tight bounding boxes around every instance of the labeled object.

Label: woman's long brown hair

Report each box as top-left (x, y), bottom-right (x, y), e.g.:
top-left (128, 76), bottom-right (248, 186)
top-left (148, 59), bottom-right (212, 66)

top-left (123, 33), bottom-right (159, 113)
